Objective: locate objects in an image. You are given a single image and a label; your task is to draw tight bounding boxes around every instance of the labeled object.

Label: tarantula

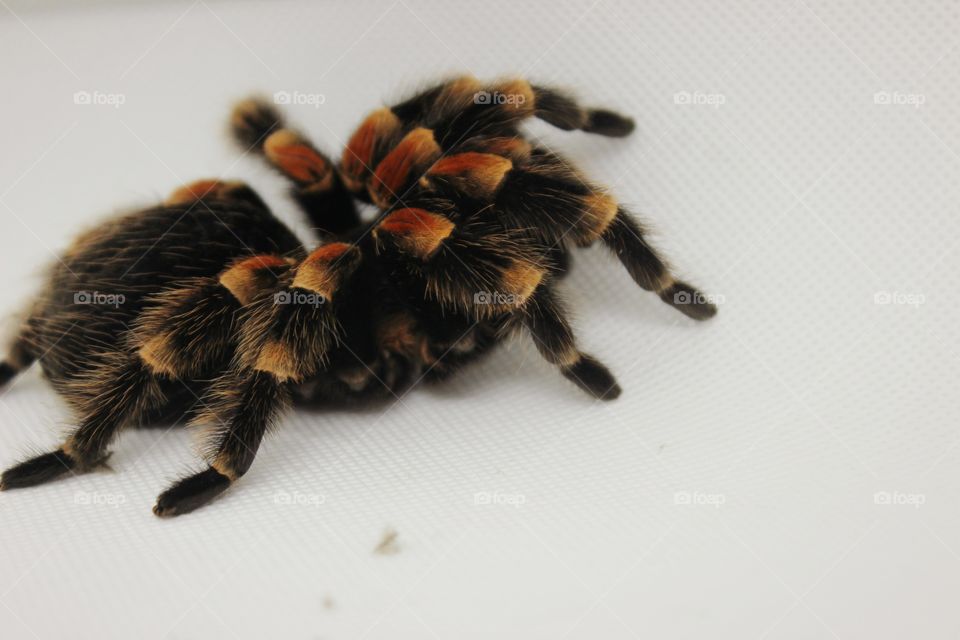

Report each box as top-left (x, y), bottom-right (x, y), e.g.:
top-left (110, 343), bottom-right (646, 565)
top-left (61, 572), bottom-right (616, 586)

top-left (0, 75), bottom-right (716, 516)
top-left (231, 75), bottom-right (716, 393)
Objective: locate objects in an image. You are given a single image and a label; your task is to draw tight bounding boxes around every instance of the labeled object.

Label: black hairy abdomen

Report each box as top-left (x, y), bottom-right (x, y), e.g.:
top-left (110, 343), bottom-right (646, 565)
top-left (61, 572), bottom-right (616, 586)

top-left (30, 202), bottom-right (302, 384)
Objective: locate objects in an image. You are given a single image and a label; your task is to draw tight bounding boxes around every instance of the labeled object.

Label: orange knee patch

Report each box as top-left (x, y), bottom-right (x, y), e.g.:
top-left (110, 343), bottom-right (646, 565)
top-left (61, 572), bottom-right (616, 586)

top-left (422, 152), bottom-right (512, 198)
top-left (253, 339), bottom-right (301, 383)
top-left (166, 179), bottom-right (233, 205)
top-left (476, 137), bottom-right (532, 162)
top-left (489, 78), bottom-right (536, 116)
top-left (577, 192), bottom-right (619, 244)
top-left (264, 130), bottom-right (333, 187)
top-left (369, 128), bottom-right (441, 207)
top-left (304, 242), bottom-right (353, 264)
top-left (138, 333), bottom-right (178, 376)
top-left (292, 242), bottom-right (360, 299)
top-left (499, 259), bottom-right (544, 305)
top-left (341, 108), bottom-right (402, 191)
top-left (219, 254), bottom-right (289, 304)
top-left (433, 75), bottom-right (483, 116)
top-left (375, 208), bottom-right (455, 259)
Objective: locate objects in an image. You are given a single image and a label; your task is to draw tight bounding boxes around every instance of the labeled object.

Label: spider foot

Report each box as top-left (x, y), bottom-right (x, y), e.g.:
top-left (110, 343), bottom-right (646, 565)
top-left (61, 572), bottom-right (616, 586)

top-left (153, 467), bottom-right (231, 517)
top-left (660, 281), bottom-right (718, 321)
top-left (0, 449), bottom-right (110, 490)
top-left (562, 354), bottom-right (622, 401)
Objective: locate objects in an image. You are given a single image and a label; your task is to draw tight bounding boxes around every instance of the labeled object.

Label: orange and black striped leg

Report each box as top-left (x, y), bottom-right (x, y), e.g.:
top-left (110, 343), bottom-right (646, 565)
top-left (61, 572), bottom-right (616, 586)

top-left (0, 329), bottom-right (35, 389)
top-left (165, 179), bottom-right (269, 211)
top-left (1, 357), bottom-right (162, 490)
top-left (520, 286), bottom-right (621, 400)
top-left (152, 231), bottom-right (358, 516)
top-left (263, 129), bottom-right (359, 235)
top-left (601, 210), bottom-right (717, 321)
top-left (153, 370), bottom-right (289, 517)
top-left (367, 128), bottom-right (442, 208)
top-left (531, 85), bottom-right (635, 137)
top-left (231, 98), bottom-right (359, 236)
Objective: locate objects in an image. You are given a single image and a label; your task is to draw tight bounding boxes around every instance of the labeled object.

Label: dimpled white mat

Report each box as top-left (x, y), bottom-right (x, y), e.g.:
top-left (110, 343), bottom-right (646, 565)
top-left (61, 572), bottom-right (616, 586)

top-left (1, 1), bottom-right (958, 638)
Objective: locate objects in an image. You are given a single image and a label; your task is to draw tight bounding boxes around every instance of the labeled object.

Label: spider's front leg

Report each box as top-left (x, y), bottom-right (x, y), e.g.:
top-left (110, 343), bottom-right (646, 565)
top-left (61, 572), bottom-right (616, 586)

top-left (421, 147), bottom-right (718, 322)
top-left (153, 242), bottom-right (361, 516)
top-left (373, 207), bottom-right (619, 399)
top-left (153, 367), bottom-right (290, 517)
top-left (518, 285), bottom-right (621, 400)
top-left (230, 98), bottom-right (360, 237)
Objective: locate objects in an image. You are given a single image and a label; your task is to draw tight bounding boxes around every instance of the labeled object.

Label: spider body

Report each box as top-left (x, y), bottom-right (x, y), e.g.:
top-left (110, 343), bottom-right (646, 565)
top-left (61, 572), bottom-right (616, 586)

top-left (1, 75), bottom-right (716, 515)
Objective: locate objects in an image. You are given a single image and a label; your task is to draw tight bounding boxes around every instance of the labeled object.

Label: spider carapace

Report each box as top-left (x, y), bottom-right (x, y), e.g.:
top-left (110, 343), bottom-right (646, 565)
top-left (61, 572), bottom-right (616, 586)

top-left (0, 76), bottom-right (716, 516)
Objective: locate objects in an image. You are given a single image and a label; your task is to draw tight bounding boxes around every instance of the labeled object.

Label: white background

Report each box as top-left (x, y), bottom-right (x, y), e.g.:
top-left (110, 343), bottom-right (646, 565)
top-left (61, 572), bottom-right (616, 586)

top-left (1, 1), bottom-right (958, 638)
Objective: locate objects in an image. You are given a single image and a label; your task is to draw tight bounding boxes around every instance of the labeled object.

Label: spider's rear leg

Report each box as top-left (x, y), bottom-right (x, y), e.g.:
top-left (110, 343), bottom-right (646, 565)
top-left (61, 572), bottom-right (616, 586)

top-left (0, 326), bottom-right (36, 388)
top-left (2, 259), bottom-right (290, 491)
top-left (1, 355), bottom-right (163, 490)
top-left (231, 98), bottom-right (359, 236)
top-left (518, 285), bottom-right (621, 400)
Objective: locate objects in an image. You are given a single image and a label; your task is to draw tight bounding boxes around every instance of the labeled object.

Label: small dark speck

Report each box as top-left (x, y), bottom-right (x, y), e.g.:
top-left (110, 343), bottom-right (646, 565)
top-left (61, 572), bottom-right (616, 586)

top-left (374, 528), bottom-right (400, 555)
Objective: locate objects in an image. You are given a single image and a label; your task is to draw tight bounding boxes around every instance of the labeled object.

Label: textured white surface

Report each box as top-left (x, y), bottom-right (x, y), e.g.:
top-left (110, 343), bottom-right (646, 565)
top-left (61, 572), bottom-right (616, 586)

top-left (1, 1), bottom-right (959, 638)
